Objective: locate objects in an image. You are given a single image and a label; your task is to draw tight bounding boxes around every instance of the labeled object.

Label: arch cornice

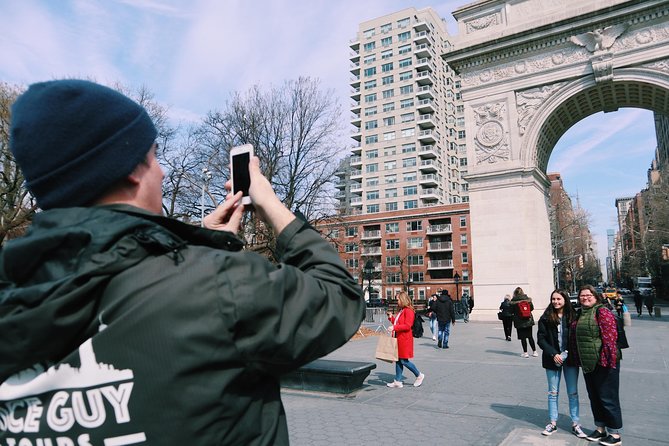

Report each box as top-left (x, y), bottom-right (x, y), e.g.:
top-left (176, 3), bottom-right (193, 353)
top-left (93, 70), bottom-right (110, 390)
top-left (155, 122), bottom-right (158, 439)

top-left (520, 66), bottom-right (669, 170)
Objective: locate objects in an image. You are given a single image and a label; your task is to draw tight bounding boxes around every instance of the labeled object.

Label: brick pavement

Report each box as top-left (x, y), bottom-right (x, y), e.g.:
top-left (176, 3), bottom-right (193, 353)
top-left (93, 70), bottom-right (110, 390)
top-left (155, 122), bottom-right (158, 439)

top-left (282, 307), bottom-right (669, 445)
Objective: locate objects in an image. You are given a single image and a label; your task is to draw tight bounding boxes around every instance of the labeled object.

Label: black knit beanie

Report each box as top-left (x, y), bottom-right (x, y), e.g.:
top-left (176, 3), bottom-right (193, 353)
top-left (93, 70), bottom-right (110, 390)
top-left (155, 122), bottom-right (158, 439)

top-left (10, 79), bottom-right (157, 209)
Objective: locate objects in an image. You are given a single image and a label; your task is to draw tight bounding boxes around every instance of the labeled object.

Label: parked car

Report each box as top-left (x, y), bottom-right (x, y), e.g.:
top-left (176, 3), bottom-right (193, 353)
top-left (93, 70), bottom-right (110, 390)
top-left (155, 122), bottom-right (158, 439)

top-left (366, 298), bottom-right (385, 308)
top-left (619, 288), bottom-right (632, 295)
top-left (603, 287), bottom-right (617, 299)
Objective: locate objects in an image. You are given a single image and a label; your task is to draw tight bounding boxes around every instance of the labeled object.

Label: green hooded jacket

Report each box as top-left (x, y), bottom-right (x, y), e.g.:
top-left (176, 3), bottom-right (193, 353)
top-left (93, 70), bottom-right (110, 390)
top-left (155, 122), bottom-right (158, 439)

top-left (0, 205), bottom-right (365, 445)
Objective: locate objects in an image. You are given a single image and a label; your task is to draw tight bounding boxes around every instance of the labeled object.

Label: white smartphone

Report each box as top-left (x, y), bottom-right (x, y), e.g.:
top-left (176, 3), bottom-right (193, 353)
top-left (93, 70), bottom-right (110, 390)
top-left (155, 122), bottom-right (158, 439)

top-left (229, 144), bottom-right (253, 205)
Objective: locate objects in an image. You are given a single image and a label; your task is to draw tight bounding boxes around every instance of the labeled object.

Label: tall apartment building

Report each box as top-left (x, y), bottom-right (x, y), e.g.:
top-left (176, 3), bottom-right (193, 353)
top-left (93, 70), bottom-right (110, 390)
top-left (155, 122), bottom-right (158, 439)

top-left (339, 7), bottom-right (467, 215)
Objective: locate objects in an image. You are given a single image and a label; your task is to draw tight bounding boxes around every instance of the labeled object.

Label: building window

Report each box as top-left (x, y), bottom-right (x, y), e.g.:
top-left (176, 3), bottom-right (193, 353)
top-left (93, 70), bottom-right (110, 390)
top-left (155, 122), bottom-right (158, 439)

top-left (401, 143), bottom-right (415, 153)
top-left (380, 23), bottom-right (392, 33)
top-left (385, 188), bottom-right (398, 198)
top-left (346, 226), bottom-right (358, 237)
top-left (381, 49), bottom-right (393, 59)
top-left (364, 80), bottom-right (377, 90)
top-left (363, 54), bottom-right (376, 65)
top-left (345, 242), bottom-right (358, 252)
top-left (384, 160), bottom-right (396, 170)
top-left (381, 62), bottom-right (393, 72)
top-left (365, 134), bottom-right (378, 144)
top-left (367, 190), bottom-right (379, 200)
top-left (383, 116), bottom-right (395, 126)
top-left (382, 89), bottom-right (394, 99)
top-left (383, 146), bottom-right (396, 156)
top-left (462, 251), bottom-right (469, 263)
top-left (386, 222), bottom-right (399, 233)
top-left (346, 258), bottom-right (359, 269)
top-left (460, 216), bottom-right (467, 227)
top-left (401, 128), bottom-right (415, 138)
top-left (383, 131), bottom-right (396, 141)
top-left (364, 120), bottom-right (378, 130)
top-left (460, 158), bottom-right (468, 167)
top-left (406, 220), bottom-right (422, 231)
top-left (366, 163), bottom-right (378, 173)
top-left (366, 177), bottom-right (379, 186)
top-left (408, 254), bottom-right (424, 265)
top-left (407, 237), bottom-right (423, 248)
top-left (403, 200), bottom-right (418, 209)
top-left (385, 174), bottom-right (397, 183)
top-left (462, 270), bottom-right (469, 281)
top-left (400, 113), bottom-right (414, 123)
top-left (398, 44), bottom-right (411, 54)
top-left (398, 58), bottom-right (412, 68)
top-left (385, 202), bottom-right (398, 211)
top-left (363, 67), bottom-right (376, 77)
top-left (461, 234), bottom-right (468, 245)
top-left (386, 255), bottom-right (401, 266)
top-left (366, 149), bottom-right (378, 159)
top-left (397, 17), bottom-right (410, 28)
top-left (403, 185), bottom-right (417, 195)
top-left (399, 70), bottom-right (413, 81)
top-left (387, 272), bottom-right (402, 283)
top-left (383, 102), bottom-right (395, 112)
top-left (386, 239), bottom-right (400, 250)
top-left (381, 36), bottom-right (392, 46)
top-left (458, 130), bottom-right (466, 139)
top-left (329, 229), bottom-right (339, 238)
top-left (363, 28), bottom-right (375, 39)
top-left (365, 93), bottom-right (377, 103)
top-left (403, 172), bottom-right (417, 182)
top-left (402, 157), bottom-right (417, 168)
top-left (365, 106), bottom-right (377, 116)
top-left (382, 75), bottom-right (394, 85)
top-left (367, 204), bottom-right (380, 213)
top-left (397, 31), bottom-right (411, 41)
top-left (400, 98), bottom-right (414, 108)
top-left (400, 85), bottom-right (413, 95)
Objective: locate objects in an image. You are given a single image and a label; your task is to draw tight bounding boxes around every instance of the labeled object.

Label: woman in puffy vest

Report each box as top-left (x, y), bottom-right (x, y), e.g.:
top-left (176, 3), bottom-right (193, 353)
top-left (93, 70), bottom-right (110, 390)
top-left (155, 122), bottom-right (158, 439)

top-left (570, 284), bottom-right (623, 446)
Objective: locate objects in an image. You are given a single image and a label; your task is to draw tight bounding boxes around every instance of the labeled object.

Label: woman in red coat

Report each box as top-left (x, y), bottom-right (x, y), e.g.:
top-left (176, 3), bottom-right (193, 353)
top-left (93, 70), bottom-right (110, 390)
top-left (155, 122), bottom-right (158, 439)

top-left (386, 291), bottom-right (425, 388)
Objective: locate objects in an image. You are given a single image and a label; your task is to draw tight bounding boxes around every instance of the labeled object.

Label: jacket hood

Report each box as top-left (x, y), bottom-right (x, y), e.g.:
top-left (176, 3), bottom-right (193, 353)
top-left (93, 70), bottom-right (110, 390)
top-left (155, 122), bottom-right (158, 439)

top-left (0, 205), bottom-right (242, 381)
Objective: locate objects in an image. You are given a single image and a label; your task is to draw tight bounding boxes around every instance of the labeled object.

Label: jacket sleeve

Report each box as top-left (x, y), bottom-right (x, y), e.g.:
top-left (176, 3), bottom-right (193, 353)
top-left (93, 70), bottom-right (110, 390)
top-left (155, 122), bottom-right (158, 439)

top-left (597, 307), bottom-right (618, 368)
top-left (449, 301), bottom-right (456, 323)
top-left (220, 219), bottom-right (365, 376)
top-left (536, 317), bottom-right (557, 357)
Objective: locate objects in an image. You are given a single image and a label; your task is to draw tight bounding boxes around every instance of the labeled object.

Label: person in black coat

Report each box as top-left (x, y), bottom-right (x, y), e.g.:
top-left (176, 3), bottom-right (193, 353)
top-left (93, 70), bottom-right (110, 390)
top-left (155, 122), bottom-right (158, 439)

top-left (499, 295), bottom-right (514, 341)
top-left (434, 289), bottom-right (456, 349)
top-left (537, 289), bottom-right (586, 438)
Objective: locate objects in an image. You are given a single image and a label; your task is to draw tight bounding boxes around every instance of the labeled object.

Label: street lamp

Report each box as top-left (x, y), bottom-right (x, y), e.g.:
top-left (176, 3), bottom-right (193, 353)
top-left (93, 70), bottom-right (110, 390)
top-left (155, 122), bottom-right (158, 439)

top-left (454, 272), bottom-right (460, 300)
top-left (200, 167), bottom-right (212, 227)
top-left (363, 259), bottom-right (376, 301)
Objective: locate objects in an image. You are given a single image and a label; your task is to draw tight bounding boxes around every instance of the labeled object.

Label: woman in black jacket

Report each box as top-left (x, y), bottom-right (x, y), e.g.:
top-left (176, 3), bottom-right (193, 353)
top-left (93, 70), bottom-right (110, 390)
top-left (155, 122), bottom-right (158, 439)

top-left (537, 289), bottom-right (586, 438)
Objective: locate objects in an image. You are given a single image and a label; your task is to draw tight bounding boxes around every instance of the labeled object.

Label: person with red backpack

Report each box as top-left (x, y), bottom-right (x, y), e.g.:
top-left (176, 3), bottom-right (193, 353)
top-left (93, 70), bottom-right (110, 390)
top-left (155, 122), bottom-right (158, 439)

top-left (511, 287), bottom-right (538, 358)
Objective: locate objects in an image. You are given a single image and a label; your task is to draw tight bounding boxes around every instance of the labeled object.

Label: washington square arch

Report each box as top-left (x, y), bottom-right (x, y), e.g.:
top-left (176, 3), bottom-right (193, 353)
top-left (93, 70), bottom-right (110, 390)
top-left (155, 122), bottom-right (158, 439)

top-left (443, 0), bottom-right (669, 318)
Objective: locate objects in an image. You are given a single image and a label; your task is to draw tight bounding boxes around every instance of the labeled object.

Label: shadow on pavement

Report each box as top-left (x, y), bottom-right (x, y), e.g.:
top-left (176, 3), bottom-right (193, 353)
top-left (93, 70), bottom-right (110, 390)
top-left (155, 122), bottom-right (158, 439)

top-left (486, 349), bottom-right (523, 357)
top-left (490, 404), bottom-right (552, 429)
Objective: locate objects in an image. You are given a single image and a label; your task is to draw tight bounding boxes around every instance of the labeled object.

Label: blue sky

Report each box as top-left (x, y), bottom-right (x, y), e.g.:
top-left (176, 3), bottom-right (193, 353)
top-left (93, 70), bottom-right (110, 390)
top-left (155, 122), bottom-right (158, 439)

top-left (1, 1), bottom-right (657, 274)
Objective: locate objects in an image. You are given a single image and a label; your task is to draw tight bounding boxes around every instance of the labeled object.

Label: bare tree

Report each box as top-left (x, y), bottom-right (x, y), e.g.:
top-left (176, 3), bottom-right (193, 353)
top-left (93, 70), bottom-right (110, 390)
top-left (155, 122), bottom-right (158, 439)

top-left (0, 82), bottom-right (36, 243)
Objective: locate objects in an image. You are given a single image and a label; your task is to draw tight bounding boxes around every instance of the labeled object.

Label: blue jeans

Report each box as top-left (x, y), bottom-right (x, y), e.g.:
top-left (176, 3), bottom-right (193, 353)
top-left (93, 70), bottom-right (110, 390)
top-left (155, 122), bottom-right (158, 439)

top-left (429, 316), bottom-right (438, 336)
top-left (438, 321), bottom-right (451, 347)
top-left (395, 358), bottom-right (420, 381)
top-left (546, 365), bottom-right (580, 424)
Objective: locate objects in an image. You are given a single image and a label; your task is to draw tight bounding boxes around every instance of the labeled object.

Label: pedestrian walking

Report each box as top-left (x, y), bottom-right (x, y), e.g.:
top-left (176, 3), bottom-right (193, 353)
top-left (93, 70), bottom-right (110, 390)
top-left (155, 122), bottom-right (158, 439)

top-left (461, 293), bottom-right (471, 323)
top-left (537, 289), bottom-right (587, 438)
top-left (510, 287), bottom-right (538, 357)
top-left (427, 293), bottom-right (439, 341)
top-left (0, 79), bottom-right (365, 445)
top-left (386, 291), bottom-right (425, 388)
top-left (571, 285), bottom-right (624, 446)
top-left (645, 292), bottom-right (655, 317)
top-left (633, 288), bottom-right (643, 317)
top-left (434, 289), bottom-right (456, 348)
top-left (499, 295), bottom-right (514, 341)
top-left (613, 291), bottom-right (625, 318)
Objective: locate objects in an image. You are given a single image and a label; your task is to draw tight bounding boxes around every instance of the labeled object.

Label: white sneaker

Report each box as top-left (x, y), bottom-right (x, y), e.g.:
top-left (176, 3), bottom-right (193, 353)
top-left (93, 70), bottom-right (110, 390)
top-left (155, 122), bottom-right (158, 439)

top-left (532, 351), bottom-right (539, 357)
top-left (386, 380), bottom-right (403, 388)
top-left (432, 335), bottom-right (437, 341)
top-left (413, 373), bottom-right (425, 387)
top-left (521, 352), bottom-right (529, 358)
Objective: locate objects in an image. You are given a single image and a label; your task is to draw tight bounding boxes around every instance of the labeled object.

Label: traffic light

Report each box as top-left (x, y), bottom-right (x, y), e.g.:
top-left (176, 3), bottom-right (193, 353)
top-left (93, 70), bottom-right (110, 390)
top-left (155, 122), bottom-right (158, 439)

top-left (578, 255), bottom-right (584, 268)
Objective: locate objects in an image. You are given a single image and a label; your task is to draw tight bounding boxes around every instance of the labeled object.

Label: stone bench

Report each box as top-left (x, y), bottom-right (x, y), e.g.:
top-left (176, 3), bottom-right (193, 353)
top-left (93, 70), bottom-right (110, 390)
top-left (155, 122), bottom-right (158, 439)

top-left (281, 359), bottom-right (376, 394)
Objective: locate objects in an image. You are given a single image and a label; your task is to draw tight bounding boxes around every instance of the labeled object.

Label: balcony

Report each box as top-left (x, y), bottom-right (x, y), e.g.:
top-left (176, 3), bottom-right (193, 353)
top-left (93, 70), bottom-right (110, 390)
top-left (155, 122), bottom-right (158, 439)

top-left (349, 38), bottom-right (359, 50)
top-left (417, 98), bottom-right (435, 113)
top-left (415, 57), bottom-right (433, 71)
top-left (350, 169), bottom-right (363, 179)
top-left (427, 241), bottom-right (453, 252)
top-left (419, 160), bottom-right (437, 173)
top-left (418, 129), bottom-right (437, 143)
top-left (350, 156), bottom-right (362, 166)
top-left (349, 50), bottom-right (360, 62)
top-left (413, 30), bottom-right (433, 45)
top-left (361, 230), bottom-right (381, 240)
top-left (351, 113), bottom-right (361, 127)
top-left (350, 101), bottom-right (361, 112)
top-left (414, 43), bottom-right (432, 58)
top-left (350, 75), bottom-right (360, 86)
top-left (419, 145), bottom-right (438, 158)
top-left (351, 130), bottom-right (361, 142)
top-left (419, 174), bottom-right (438, 186)
top-left (361, 246), bottom-right (382, 256)
top-left (412, 18), bottom-right (429, 32)
top-left (427, 223), bottom-right (452, 234)
top-left (350, 196), bottom-right (363, 206)
top-left (420, 188), bottom-right (440, 200)
top-left (351, 86), bottom-right (361, 101)
top-left (416, 71), bottom-right (434, 85)
top-left (427, 259), bottom-right (453, 270)
top-left (350, 61), bottom-right (360, 74)
top-left (418, 114), bottom-right (435, 128)
top-left (416, 85), bottom-right (434, 99)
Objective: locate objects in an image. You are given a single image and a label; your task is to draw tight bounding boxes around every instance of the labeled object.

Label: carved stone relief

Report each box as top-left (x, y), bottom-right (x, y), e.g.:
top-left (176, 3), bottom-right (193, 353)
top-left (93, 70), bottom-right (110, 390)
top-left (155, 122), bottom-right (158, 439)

top-left (465, 13), bottom-right (501, 34)
top-left (643, 59), bottom-right (669, 74)
top-left (460, 21), bottom-right (669, 89)
top-left (473, 102), bottom-right (510, 164)
top-left (516, 82), bottom-right (568, 136)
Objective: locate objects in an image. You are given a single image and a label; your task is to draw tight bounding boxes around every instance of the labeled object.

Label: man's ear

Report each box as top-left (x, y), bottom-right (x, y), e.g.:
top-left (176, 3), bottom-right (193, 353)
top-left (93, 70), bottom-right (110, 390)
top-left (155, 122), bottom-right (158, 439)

top-left (127, 162), bottom-right (146, 185)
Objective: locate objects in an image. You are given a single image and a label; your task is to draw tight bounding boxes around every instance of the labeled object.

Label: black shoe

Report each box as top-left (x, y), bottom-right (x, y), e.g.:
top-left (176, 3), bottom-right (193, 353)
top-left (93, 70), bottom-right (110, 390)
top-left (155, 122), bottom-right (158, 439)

top-left (599, 434), bottom-right (622, 446)
top-left (444, 344), bottom-right (449, 349)
top-left (437, 341), bottom-right (442, 348)
top-left (506, 336), bottom-right (512, 341)
top-left (585, 429), bottom-right (607, 442)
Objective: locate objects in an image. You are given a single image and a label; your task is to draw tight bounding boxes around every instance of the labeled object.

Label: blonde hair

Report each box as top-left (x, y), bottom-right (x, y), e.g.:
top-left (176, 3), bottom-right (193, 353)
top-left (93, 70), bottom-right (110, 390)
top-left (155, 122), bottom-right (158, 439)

top-left (396, 291), bottom-right (414, 310)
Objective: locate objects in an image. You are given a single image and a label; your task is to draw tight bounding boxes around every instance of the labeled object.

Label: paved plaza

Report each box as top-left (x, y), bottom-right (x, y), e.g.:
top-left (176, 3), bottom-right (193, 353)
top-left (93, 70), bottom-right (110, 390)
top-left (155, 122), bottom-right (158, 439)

top-left (282, 306), bottom-right (669, 445)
